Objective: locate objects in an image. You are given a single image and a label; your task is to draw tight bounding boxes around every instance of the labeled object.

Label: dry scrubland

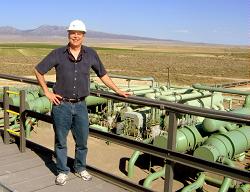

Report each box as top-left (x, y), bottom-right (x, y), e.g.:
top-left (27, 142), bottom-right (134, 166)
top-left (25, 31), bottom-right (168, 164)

top-left (0, 43), bottom-right (249, 192)
top-left (0, 43), bottom-right (249, 86)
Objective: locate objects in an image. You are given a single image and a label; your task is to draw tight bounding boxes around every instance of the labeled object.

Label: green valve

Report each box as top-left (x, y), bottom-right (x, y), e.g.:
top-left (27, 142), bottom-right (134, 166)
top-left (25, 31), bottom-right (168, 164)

top-left (194, 126), bottom-right (250, 162)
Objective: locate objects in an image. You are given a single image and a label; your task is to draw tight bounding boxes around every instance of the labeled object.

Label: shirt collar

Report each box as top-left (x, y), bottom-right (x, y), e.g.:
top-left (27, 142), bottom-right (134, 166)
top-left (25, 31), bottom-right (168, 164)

top-left (63, 44), bottom-right (87, 54)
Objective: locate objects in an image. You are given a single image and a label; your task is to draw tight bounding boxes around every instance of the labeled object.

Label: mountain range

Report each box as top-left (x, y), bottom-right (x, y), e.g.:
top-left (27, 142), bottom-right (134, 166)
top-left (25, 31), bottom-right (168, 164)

top-left (0, 25), bottom-right (174, 42)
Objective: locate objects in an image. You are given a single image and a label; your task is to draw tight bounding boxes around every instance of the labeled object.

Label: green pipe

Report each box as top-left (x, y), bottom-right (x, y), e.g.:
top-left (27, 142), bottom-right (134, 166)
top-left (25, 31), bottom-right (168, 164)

top-left (192, 83), bottom-right (250, 95)
top-left (134, 126), bottom-right (204, 188)
top-left (127, 151), bottom-right (140, 178)
top-left (202, 107), bottom-right (250, 133)
top-left (181, 173), bottom-right (206, 192)
top-left (38, 87), bottom-right (52, 96)
top-left (131, 89), bottom-right (156, 95)
top-left (219, 177), bottom-right (232, 192)
top-left (9, 91), bottom-right (40, 106)
top-left (243, 95), bottom-right (250, 108)
top-left (122, 85), bottom-right (152, 91)
top-left (194, 126), bottom-right (250, 162)
top-left (127, 137), bottom-right (153, 178)
top-left (181, 158), bottom-right (235, 192)
top-left (25, 96), bottom-right (51, 113)
top-left (25, 117), bottom-right (36, 138)
top-left (153, 125), bottom-right (204, 152)
top-left (0, 115), bottom-right (17, 126)
top-left (218, 157), bottom-right (235, 192)
top-left (232, 107), bottom-right (250, 115)
top-left (203, 118), bottom-right (238, 133)
top-left (204, 175), bottom-right (235, 189)
top-left (143, 165), bottom-right (166, 188)
top-left (9, 123), bottom-right (20, 130)
top-left (185, 92), bottom-right (223, 109)
top-left (86, 96), bottom-right (108, 106)
top-left (158, 91), bottom-right (211, 102)
top-left (108, 74), bottom-right (155, 87)
top-left (26, 95), bottom-right (107, 113)
top-left (144, 88), bottom-right (192, 99)
top-left (236, 184), bottom-right (250, 192)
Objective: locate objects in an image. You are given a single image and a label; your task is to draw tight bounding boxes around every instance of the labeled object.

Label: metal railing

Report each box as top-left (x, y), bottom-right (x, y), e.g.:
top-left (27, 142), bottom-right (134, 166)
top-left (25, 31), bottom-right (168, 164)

top-left (3, 87), bottom-right (26, 152)
top-left (1, 73), bottom-right (250, 192)
top-left (215, 80), bottom-right (250, 88)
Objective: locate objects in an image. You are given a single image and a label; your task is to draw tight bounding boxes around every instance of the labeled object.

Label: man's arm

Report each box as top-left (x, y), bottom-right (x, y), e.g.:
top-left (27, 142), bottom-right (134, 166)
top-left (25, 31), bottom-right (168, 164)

top-left (99, 74), bottom-right (130, 97)
top-left (34, 68), bottom-right (62, 105)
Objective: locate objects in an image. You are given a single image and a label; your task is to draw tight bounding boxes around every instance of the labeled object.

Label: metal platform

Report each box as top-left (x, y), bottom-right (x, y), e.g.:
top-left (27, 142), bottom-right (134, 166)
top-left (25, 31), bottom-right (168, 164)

top-left (0, 138), bottom-right (127, 192)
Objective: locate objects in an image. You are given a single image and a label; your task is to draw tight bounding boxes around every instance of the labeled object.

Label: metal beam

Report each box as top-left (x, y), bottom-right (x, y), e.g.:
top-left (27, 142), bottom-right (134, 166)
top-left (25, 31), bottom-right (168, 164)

top-left (3, 87), bottom-right (10, 144)
top-left (19, 90), bottom-right (26, 152)
top-left (164, 112), bottom-right (177, 192)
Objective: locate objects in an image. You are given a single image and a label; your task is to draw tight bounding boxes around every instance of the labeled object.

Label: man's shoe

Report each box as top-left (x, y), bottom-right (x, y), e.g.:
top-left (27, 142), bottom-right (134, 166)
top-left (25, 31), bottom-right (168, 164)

top-left (55, 173), bottom-right (68, 186)
top-left (76, 170), bottom-right (92, 181)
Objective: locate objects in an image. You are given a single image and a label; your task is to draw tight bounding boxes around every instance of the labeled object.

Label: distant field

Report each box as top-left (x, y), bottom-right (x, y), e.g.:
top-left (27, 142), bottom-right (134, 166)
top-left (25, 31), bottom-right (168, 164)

top-left (0, 43), bottom-right (249, 86)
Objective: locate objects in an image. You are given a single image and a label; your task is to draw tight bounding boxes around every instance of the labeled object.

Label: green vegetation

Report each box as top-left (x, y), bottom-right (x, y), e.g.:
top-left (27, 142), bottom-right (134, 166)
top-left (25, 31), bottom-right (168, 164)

top-left (0, 43), bottom-right (61, 49)
top-left (0, 43), bottom-right (134, 51)
top-left (92, 46), bottom-right (135, 51)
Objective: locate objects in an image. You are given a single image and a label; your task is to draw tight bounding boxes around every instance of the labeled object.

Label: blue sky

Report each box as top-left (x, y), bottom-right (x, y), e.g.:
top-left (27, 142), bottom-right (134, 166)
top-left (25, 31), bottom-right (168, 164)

top-left (1, 0), bottom-right (249, 45)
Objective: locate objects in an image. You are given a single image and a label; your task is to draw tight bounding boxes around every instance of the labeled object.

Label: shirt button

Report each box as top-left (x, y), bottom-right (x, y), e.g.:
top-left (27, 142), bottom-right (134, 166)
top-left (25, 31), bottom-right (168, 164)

top-left (75, 78), bottom-right (77, 80)
top-left (74, 86), bottom-right (76, 88)
top-left (75, 70), bottom-right (77, 73)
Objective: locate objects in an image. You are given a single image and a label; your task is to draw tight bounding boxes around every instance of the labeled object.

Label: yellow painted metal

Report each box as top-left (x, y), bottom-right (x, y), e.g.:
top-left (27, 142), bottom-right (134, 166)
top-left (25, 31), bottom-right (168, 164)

top-left (6, 90), bottom-right (19, 95)
top-left (7, 129), bottom-right (20, 136)
top-left (6, 109), bottom-right (19, 116)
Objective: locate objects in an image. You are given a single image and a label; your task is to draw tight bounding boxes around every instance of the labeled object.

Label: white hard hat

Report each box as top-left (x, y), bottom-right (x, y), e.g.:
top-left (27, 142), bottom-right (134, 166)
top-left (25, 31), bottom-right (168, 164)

top-left (67, 20), bottom-right (86, 32)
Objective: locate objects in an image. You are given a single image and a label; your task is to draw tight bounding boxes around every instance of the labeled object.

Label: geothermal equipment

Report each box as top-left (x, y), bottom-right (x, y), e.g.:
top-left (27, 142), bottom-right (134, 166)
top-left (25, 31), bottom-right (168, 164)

top-left (0, 75), bottom-right (249, 192)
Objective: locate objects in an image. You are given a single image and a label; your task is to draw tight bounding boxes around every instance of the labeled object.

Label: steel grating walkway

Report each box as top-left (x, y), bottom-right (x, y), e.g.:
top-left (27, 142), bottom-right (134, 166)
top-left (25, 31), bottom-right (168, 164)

top-left (0, 138), bottom-right (127, 192)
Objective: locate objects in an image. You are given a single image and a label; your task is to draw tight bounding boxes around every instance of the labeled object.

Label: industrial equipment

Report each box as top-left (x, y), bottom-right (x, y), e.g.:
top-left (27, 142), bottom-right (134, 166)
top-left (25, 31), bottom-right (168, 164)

top-left (0, 76), bottom-right (249, 192)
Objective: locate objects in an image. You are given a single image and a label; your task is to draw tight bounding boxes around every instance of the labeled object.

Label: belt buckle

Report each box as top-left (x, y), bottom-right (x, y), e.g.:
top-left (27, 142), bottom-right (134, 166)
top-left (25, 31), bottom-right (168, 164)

top-left (69, 98), bottom-right (78, 103)
top-left (62, 97), bottom-right (83, 103)
top-left (62, 98), bottom-right (74, 103)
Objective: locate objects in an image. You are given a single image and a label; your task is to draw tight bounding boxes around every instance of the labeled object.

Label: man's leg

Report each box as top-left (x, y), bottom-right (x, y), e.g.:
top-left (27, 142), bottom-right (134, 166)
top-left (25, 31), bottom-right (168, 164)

top-left (52, 103), bottom-right (72, 174)
top-left (71, 101), bottom-right (89, 174)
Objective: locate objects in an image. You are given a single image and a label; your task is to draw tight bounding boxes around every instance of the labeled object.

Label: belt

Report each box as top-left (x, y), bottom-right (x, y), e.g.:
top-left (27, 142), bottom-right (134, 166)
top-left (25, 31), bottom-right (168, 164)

top-left (61, 97), bottom-right (85, 103)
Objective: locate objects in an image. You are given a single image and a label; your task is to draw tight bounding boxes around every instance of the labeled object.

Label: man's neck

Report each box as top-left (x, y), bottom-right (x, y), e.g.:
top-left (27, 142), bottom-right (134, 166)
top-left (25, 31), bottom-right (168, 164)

top-left (70, 45), bottom-right (81, 52)
top-left (69, 44), bottom-right (82, 60)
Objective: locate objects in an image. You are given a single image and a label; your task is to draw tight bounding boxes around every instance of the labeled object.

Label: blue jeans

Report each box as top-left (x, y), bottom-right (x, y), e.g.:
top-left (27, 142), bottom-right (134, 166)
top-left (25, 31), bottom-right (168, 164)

top-left (52, 101), bottom-right (89, 174)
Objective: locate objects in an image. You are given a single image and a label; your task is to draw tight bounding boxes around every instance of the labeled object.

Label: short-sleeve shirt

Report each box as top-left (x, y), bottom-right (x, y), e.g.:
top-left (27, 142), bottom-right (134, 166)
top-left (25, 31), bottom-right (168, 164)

top-left (35, 45), bottom-right (107, 98)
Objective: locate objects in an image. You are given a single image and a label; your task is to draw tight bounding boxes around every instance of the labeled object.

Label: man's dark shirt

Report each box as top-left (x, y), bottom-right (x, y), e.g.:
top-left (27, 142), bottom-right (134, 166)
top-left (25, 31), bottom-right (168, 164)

top-left (35, 45), bottom-right (107, 99)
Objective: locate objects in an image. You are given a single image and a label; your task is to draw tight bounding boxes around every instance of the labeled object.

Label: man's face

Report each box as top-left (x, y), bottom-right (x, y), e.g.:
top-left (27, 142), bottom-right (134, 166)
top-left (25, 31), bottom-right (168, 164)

top-left (68, 31), bottom-right (85, 47)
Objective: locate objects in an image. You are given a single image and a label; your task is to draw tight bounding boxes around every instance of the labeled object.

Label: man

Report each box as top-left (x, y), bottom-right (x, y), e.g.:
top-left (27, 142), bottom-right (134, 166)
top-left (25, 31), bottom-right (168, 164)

top-left (34, 19), bottom-right (129, 186)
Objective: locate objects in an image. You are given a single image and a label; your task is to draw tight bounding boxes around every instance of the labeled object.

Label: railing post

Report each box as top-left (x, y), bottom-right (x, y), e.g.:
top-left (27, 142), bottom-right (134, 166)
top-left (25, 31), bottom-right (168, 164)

top-left (19, 90), bottom-right (26, 152)
top-left (164, 112), bottom-right (177, 192)
top-left (3, 87), bottom-right (10, 144)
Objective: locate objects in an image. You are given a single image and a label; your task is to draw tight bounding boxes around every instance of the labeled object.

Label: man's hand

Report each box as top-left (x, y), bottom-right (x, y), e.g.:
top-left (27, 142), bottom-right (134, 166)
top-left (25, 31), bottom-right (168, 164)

top-left (100, 74), bottom-right (132, 98)
top-left (45, 91), bottom-right (62, 105)
top-left (34, 69), bottom-right (62, 104)
top-left (116, 90), bottom-right (131, 98)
